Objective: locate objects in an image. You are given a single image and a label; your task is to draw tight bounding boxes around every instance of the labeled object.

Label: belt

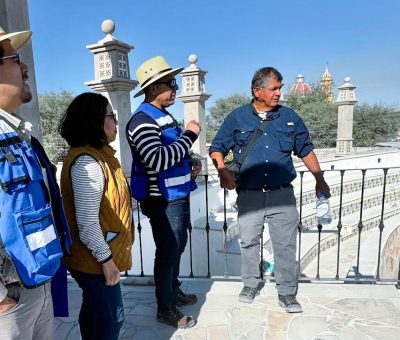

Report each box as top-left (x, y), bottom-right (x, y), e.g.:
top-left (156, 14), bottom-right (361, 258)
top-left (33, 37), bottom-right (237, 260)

top-left (238, 183), bottom-right (291, 192)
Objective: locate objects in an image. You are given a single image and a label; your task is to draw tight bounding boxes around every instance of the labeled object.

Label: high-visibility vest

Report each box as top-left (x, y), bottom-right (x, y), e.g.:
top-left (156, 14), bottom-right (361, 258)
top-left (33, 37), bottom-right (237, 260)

top-left (127, 103), bottom-right (194, 202)
top-left (0, 120), bottom-right (64, 287)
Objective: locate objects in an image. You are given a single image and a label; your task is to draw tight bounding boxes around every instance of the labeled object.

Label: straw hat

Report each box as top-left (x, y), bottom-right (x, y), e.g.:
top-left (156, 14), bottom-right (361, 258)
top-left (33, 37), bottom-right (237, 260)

top-left (134, 56), bottom-right (183, 98)
top-left (0, 25), bottom-right (32, 49)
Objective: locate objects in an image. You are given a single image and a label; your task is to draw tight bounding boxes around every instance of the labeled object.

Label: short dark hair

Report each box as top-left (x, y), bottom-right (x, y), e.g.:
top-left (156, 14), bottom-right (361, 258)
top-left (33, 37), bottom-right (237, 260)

top-left (59, 92), bottom-right (109, 148)
top-left (251, 67), bottom-right (283, 98)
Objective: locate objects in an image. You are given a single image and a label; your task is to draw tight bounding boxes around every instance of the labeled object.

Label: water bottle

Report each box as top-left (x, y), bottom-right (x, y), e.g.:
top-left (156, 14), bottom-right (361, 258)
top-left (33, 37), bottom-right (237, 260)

top-left (316, 192), bottom-right (332, 225)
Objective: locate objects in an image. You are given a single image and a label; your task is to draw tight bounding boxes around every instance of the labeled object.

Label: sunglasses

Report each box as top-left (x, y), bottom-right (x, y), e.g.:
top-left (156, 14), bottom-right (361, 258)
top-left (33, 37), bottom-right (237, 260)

top-left (0, 53), bottom-right (21, 64)
top-left (157, 78), bottom-right (177, 89)
top-left (105, 112), bottom-right (118, 124)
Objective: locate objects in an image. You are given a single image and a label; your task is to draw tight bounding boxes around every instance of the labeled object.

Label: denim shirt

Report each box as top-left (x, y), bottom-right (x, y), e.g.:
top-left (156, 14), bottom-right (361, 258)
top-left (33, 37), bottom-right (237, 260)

top-left (209, 104), bottom-right (314, 189)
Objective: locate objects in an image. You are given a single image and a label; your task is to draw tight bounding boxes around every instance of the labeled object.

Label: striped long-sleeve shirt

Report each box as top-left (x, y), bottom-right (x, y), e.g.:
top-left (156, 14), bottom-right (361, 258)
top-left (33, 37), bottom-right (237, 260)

top-left (127, 109), bottom-right (197, 197)
top-left (71, 154), bottom-right (112, 263)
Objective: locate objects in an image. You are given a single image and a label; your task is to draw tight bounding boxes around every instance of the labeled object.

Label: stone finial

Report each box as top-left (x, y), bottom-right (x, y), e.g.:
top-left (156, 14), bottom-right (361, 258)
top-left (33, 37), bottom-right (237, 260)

top-left (344, 76), bottom-right (351, 83)
top-left (101, 19), bottom-right (115, 35)
top-left (188, 54), bottom-right (198, 65)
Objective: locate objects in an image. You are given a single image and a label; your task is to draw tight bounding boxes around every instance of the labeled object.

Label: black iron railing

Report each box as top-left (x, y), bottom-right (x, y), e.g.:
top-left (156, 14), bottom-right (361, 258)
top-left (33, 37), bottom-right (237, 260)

top-left (132, 167), bottom-right (400, 284)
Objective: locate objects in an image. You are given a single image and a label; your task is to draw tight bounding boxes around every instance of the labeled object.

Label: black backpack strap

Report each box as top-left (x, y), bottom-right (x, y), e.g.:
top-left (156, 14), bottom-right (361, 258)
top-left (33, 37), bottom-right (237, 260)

top-left (236, 119), bottom-right (270, 166)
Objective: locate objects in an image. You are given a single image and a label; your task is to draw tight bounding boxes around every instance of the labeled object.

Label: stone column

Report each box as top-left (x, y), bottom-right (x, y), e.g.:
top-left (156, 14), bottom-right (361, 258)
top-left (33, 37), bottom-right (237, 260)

top-left (85, 20), bottom-right (138, 176)
top-left (177, 55), bottom-right (211, 158)
top-left (0, 0), bottom-right (42, 140)
top-left (335, 77), bottom-right (357, 156)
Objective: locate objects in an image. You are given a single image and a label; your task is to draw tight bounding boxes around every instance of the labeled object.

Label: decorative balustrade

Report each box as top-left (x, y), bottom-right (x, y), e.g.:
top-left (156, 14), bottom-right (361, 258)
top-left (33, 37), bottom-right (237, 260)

top-left (131, 167), bottom-right (400, 284)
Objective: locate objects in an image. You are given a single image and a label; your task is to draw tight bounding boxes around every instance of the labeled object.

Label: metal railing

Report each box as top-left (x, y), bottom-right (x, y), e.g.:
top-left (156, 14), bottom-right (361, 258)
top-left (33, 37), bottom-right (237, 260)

top-left (130, 167), bottom-right (400, 285)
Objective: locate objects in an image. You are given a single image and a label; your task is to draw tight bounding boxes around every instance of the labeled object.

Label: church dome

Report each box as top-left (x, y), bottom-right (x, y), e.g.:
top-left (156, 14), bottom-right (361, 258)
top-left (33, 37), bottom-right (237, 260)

top-left (289, 74), bottom-right (312, 96)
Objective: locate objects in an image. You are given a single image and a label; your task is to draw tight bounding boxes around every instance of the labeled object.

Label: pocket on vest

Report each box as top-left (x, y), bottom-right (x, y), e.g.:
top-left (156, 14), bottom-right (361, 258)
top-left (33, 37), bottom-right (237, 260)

top-left (13, 205), bottom-right (62, 284)
top-left (0, 142), bottom-right (43, 193)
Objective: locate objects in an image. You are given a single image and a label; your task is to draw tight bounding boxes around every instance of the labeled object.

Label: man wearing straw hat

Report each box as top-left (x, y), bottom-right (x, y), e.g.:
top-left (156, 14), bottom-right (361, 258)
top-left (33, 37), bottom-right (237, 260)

top-left (126, 56), bottom-right (201, 329)
top-left (0, 25), bottom-right (70, 339)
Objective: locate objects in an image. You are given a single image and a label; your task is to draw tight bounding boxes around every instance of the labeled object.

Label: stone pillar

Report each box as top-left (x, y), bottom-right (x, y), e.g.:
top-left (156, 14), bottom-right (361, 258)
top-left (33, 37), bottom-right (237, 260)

top-left (85, 20), bottom-right (138, 176)
top-left (0, 0), bottom-right (42, 140)
top-left (335, 77), bottom-right (357, 156)
top-left (177, 55), bottom-right (211, 158)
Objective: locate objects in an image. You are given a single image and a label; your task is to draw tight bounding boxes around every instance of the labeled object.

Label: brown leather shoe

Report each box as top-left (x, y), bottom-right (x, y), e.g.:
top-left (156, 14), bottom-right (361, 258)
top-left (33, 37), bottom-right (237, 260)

top-left (157, 306), bottom-right (196, 329)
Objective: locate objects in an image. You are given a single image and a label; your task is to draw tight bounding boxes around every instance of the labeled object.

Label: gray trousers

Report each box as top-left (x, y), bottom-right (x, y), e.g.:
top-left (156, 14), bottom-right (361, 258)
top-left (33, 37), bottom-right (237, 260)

top-left (237, 186), bottom-right (299, 295)
top-left (0, 282), bottom-right (54, 340)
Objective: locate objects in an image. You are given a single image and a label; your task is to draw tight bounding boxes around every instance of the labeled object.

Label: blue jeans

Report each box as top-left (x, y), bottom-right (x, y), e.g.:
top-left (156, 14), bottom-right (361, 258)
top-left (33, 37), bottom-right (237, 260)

top-left (69, 270), bottom-right (124, 340)
top-left (140, 196), bottom-right (190, 311)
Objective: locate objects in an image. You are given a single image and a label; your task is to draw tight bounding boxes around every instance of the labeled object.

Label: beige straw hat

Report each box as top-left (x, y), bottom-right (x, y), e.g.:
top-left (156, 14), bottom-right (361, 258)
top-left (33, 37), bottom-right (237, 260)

top-left (0, 25), bottom-right (32, 49)
top-left (134, 56), bottom-right (183, 98)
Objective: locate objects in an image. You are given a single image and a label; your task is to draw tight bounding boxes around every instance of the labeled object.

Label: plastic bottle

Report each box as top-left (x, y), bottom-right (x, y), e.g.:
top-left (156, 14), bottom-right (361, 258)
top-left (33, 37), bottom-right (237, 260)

top-left (316, 192), bottom-right (332, 225)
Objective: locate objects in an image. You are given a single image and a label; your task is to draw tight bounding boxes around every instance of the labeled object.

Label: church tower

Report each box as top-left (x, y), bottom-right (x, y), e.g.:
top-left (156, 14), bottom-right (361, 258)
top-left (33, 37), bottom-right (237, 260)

top-left (320, 66), bottom-right (334, 103)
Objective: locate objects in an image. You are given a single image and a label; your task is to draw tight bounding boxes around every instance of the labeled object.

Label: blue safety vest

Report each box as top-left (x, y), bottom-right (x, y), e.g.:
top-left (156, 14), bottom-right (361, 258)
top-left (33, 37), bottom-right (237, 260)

top-left (0, 123), bottom-right (65, 288)
top-left (128, 103), bottom-right (194, 202)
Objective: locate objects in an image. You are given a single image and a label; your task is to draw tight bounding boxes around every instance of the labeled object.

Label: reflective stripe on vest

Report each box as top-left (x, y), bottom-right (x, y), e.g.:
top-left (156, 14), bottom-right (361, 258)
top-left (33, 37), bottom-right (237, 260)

top-left (164, 173), bottom-right (191, 188)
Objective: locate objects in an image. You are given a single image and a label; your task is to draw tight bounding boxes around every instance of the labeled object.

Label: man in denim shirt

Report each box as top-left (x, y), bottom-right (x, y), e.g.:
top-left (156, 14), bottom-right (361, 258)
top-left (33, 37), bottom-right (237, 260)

top-left (210, 67), bottom-right (330, 313)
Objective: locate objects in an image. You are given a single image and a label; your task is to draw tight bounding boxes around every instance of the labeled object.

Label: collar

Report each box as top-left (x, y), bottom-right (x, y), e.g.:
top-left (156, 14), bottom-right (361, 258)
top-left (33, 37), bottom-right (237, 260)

top-left (100, 145), bottom-right (117, 157)
top-left (250, 103), bottom-right (280, 121)
top-left (0, 107), bottom-right (22, 128)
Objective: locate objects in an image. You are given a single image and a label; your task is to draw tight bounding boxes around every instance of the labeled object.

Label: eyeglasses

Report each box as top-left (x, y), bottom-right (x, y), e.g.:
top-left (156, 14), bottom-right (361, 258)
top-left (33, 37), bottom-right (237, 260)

top-left (157, 78), bottom-right (177, 89)
top-left (0, 53), bottom-right (21, 64)
top-left (105, 112), bottom-right (118, 124)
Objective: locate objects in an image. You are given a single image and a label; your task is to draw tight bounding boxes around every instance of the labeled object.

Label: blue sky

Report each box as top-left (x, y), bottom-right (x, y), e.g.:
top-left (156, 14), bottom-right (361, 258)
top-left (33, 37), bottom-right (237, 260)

top-left (28, 0), bottom-right (400, 119)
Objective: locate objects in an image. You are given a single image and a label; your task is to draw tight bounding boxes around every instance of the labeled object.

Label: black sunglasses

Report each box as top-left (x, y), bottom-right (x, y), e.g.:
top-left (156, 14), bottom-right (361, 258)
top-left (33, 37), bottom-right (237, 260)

top-left (157, 78), bottom-right (177, 89)
top-left (0, 53), bottom-right (21, 64)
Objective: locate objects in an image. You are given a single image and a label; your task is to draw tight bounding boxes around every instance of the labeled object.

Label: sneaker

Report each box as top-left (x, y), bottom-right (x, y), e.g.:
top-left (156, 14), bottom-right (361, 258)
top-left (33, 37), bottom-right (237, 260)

top-left (176, 287), bottom-right (198, 306)
top-left (238, 286), bottom-right (260, 304)
top-left (157, 306), bottom-right (196, 329)
top-left (278, 294), bottom-right (303, 313)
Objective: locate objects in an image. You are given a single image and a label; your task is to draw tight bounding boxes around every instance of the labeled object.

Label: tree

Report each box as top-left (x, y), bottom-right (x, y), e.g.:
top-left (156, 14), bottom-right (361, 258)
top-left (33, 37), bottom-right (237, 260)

top-left (206, 87), bottom-right (400, 149)
top-left (39, 90), bottom-right (74, 163)
top-left (353, 104), bottom-right (400, 147)
top-left (284, 83), bottom-right (328, 112)
top-left (206, 93), bottom-right (250, 142)
top-left (285, 85), bottom-right (337, 148)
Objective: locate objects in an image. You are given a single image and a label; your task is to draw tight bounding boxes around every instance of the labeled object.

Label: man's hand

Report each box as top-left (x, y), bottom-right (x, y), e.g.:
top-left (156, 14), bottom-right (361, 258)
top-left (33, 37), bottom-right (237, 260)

top-left (191, 162), bottom-right (202, 179)
top-left (186, 120), bottom-right (201, 136)
top-left (219, 168), bottom-right (237, 190)
top-left (0, 296), bottom-right (17, 313)
top-left (102, 259), bottom-right (120, 286)
top-left (315, 176), bottom-right (331, 198)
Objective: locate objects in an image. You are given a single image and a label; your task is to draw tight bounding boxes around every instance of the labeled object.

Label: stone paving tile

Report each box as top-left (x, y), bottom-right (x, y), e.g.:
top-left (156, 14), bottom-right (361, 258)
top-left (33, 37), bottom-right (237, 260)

top-left (56, 280), bottom-right (400, 340)
top-left (287, 315), bottom-right (330, 340)
top-left (206, 325), bottom-right (230, 339)
top-left (227, 305), bottom-right (267, 339)
top-left (179, 326), bottom-right (207, 340)
top-left (264, 311), bottom-right (292, 340)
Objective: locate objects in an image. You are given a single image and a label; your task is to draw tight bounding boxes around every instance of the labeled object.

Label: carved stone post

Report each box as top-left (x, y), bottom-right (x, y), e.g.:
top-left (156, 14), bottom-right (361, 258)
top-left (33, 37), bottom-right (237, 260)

top-left (335, 77), bottom-right (357, 156)
top-left (177, 55), bottom-right (211, 158)
top-left (85, 19), bottom-right (138, 175)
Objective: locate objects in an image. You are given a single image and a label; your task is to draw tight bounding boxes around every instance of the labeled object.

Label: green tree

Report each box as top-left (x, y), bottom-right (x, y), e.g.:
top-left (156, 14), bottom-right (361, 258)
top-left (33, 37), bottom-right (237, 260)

top-left (207, 87), bottom-right (400, 149)
top-left (284, 83), bottom-right (328, 112)
top-left (206, 93), bottom-right (250, 142)
top-left (285, 85), bottom-right (337, 148)
top-left (39, 90), bottom-right (74, 163)
top-left (353, 104), bottom-right (400, 146)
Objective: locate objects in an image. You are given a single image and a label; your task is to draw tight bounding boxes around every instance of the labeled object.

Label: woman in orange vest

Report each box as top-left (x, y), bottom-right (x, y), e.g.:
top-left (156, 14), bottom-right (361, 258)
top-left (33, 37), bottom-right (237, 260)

top-left (59, 92), bottom-right (134, 340)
